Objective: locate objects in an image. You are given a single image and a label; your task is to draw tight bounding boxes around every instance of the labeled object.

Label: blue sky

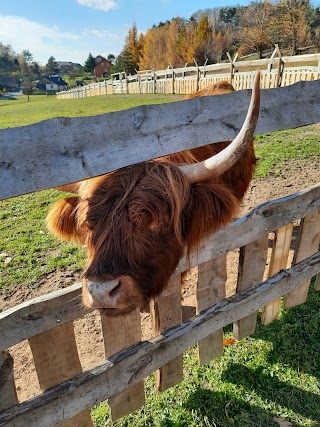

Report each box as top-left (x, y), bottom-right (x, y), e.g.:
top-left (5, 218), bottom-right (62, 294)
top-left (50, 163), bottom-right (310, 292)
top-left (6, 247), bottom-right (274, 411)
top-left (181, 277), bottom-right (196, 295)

top-left (0, 0), bottom-right (251, 65)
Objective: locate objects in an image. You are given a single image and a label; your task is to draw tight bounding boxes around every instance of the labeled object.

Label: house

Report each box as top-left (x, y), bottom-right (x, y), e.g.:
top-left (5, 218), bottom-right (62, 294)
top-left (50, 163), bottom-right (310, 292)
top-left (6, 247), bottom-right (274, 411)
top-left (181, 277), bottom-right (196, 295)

top-left (0, 77), bottom-right (19, 92)
top-left (36, 76), bottom-right (68, 92)
top-left (94, 56), bottom-right (112, 77)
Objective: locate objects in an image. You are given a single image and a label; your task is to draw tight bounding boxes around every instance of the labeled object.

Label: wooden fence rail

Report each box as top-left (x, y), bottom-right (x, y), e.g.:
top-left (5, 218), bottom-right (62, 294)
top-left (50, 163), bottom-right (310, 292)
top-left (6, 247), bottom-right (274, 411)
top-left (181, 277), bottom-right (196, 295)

top-left (57, 51), bottom-right (320, 99)
top-left (2, 80), bottom-right (320, 199)
top-left (0, 79), bottom-right (319, 426)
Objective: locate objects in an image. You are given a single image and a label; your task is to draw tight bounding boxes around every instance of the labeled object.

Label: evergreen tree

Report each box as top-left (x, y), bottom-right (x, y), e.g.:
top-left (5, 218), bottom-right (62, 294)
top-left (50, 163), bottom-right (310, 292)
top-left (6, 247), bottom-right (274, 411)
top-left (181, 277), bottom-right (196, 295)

top-left (110, 55), bottom-right (125, 74)
top-left (46, 56), bottom-right (58, 75)
top-left (107, 53), bottom-right (116, 64)
top-left (83, 53), bottom-right (96, 73)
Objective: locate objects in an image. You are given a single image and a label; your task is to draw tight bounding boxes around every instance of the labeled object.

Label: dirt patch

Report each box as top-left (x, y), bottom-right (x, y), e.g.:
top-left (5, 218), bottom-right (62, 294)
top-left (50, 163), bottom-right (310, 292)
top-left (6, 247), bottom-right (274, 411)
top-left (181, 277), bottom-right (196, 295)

top-left (3, 157), bottom-right (320, 403)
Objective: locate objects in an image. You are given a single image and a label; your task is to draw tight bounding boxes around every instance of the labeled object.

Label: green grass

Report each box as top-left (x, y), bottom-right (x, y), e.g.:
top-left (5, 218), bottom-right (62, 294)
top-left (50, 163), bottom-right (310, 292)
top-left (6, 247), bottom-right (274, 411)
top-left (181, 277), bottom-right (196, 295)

top-left (91, 286), bottom-right (320, 427)
top-left (255, 128), bottom-right (320, 178)
top-left (0, 94), bottom-right (319, 426)
top-left (0, 93), bottom-right (182, 128)
top-left (0, 190), bottom-right (85, 291)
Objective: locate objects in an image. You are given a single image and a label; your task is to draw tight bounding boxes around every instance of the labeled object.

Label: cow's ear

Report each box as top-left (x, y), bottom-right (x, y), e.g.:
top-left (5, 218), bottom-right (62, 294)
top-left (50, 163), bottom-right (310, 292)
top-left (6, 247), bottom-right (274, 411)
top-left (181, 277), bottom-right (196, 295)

top-left (185, 182), bottom-right (238, 251)
top-left (46, 197), bottom-right (84, 244)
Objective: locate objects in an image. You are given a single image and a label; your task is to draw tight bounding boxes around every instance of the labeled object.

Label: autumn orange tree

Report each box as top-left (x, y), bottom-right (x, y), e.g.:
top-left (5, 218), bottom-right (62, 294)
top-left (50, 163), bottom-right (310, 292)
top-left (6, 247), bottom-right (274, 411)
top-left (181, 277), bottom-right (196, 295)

top-left (115, 2), bottom-right (319, 74)
top-left (273, 0), bottom-right (312, 54)
top-left (237, 1), bottom-right (275, 59)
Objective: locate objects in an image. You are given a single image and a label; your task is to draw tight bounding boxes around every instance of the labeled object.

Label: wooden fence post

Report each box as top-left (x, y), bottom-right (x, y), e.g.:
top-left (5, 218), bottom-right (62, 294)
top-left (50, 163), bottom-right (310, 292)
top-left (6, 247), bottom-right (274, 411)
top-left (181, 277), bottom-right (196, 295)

top-left (169, 64), bottom-right (175, 94)
top-left (100, 309), bottom-right (145, 421)
top-left (196, 255), bottom-right (227, 365)
top-left (284, 210), bottom-right (320, 308)
top-left (0, 350), bottom-right (17, 412)
top-left (152, 70), bottom-right (156, 94)
top-left (194, 59), bottom-right (200, 92)
top-left (261, 224), bottom-right (293, 325)
top-left (274, 44), bottom-right (284, 87)
top-left (28, 322), bottom-right (93, 427)
top-left (227, 52), bottom-right (238, 86)
top-left (125, 72), bottom-right (129, 94)
top-left (233, 235), bottom-right (269, 340)
top-left (150, 275), bottom-right (183, 391)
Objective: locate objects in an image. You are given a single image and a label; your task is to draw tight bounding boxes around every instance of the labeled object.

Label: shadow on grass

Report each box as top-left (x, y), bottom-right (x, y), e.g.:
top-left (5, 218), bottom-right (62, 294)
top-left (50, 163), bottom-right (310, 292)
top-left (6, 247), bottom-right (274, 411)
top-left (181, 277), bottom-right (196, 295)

top-left (184, 388), bottom-right (281, 427)
top-left (183, 285), bottom-right (320, 427)
top-left (253, 285), bottom-right (320, 379)
top-left (222, 364), bottom-right (320, 421)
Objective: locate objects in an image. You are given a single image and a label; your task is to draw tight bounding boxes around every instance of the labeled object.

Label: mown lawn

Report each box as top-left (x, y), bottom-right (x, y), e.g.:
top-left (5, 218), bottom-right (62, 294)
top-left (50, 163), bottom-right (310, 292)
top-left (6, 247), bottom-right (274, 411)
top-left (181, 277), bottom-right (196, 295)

top-left (0, 93), bottom-right (319, 427)
top-left (0, 93), bottom-right (182, 128)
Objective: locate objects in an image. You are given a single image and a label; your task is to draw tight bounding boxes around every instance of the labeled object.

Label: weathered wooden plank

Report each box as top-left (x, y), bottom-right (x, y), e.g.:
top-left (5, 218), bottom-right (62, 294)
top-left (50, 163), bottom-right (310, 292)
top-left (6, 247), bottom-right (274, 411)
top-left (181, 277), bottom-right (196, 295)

top-left (0, 351), bottom-right (17, 412)
top-left (261, 224), bottom-right (293, 325)
top-left (315, 273), bottom-right (320, 291)
top-left (1, 184), bottom-right (319, 352)
top-left (100, 309), bottom-right (145, 421)
top-left (196, 255), bottom-right (226, 365)
top-left (0, 283), bottom-right (85, 353)
top-left (285, 210), bottom-right (320, 308)
top-left (2, 80), bottom-right (320, 200)
top-left (28, 322), bottom-right (93, 427)
top-left (233, 234), bottom-right (269, 340)
top-left (179, 183), bottom-right (320, 274)
top-left (0, 252), bottom-right (319, 427)
top-left (150, 275), bottom-right (183, 391)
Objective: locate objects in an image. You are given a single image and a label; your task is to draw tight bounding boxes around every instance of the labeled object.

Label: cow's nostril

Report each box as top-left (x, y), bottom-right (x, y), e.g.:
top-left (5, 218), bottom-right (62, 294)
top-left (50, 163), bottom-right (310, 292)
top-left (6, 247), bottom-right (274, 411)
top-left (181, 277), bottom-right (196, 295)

top-left (109, 280), bottom-right (121, 298)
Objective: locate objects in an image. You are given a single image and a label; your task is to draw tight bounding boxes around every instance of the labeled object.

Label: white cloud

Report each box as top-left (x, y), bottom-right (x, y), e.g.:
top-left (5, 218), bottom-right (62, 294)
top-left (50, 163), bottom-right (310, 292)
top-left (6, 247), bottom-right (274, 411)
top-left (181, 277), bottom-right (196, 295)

top-left (0, 15), bottom-right (124, 64)
top-left (76, 0), bottom-right (118, 12)
top-left (83, 28), bottom-right (122, 41)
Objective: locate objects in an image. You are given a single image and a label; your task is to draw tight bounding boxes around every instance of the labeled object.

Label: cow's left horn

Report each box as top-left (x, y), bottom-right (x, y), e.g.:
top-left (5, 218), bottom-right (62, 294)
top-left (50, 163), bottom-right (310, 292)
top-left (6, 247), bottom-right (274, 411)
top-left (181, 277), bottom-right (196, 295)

top-left (179, 70), bottom-right (260, 183)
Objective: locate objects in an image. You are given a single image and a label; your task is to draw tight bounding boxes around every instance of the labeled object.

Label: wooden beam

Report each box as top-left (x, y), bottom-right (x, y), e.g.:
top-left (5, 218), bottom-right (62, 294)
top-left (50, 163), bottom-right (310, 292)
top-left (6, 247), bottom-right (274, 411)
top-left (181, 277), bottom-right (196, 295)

top-left (150, 275), bottom-right (183, 391)
top-left (2, 80), bottom-right (320, 200)
top-left (1, 184), bottom-right (319, 352)
top-left (0, 351), bottom-right (17, 412)
top-left (284, 210), bottom-right (320, 308)
top-left (233, 234), bottom-right (269, 340)
top-left (28, 322), bottom-right (93, 426)
top-left (261, 224), bottom-right (293, 325)
top-left (0, 252), bottom-right (319, 427)
top-left (100, 309), bottom-right (145, 421)
top-left (196, 255), bottom-right (227, 365)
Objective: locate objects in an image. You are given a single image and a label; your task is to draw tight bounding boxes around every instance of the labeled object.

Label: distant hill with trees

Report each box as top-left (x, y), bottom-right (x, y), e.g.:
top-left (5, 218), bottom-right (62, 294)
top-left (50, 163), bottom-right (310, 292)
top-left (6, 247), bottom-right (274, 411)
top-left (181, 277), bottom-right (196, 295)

top-left (112, 0), bottom-right (320, 74)
top-left (1, 0), bottom-right (319, 89)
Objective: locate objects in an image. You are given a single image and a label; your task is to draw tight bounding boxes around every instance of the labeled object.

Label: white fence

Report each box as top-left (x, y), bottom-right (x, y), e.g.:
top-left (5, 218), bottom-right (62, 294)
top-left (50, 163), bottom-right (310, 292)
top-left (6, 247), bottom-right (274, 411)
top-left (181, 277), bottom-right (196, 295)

top-left (57, 51), bottom-right (320, 99)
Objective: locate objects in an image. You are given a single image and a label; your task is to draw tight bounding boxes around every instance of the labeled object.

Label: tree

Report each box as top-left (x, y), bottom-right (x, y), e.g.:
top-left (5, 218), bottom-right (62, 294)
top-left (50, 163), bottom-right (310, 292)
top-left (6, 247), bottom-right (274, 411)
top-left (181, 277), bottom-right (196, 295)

top-left (238, 1), bottom-right (274, 59)
top-left (31, 62), bottom-right (41, 79)
top-left (121, 23), bottom-right (143, 73)
top-left (107, 53), bottom-right (116, 64)
top-left (22, 75), bottom-right (33, 101)
top-left (194, 13), bottom-right (215, 64)
top-left (274, 0), bottom-right (312, 54)
top-left (110, 55), bottom-right (125, 74)
top-left (0, 43), bottom-right (21, 76)
top-left (46, 56), bottom-right (58, 75)
top-left (83, 53), bottom-right (96, 73)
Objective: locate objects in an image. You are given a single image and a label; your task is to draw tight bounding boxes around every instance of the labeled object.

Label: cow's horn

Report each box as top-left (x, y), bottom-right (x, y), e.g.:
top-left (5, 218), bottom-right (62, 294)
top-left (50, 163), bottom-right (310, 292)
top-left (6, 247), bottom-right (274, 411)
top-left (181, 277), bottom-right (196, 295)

top-left (179, 70), bottom-right (260, 183)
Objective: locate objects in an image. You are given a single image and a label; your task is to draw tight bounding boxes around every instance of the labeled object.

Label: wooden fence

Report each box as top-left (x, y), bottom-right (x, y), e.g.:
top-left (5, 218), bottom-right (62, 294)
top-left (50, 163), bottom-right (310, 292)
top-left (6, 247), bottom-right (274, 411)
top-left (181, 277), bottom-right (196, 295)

top-left (0, 79), bottom-right (320, 426)
top-left (57, 50), bottom-right (320, 99)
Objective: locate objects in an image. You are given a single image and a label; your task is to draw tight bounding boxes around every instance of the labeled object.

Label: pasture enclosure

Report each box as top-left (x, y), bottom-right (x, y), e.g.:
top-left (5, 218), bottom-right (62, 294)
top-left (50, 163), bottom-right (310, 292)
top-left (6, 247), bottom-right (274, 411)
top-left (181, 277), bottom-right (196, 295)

top-left (0, 80), bottom-right (320, 426)
top-left (57, 50), bottom-right (320, 99)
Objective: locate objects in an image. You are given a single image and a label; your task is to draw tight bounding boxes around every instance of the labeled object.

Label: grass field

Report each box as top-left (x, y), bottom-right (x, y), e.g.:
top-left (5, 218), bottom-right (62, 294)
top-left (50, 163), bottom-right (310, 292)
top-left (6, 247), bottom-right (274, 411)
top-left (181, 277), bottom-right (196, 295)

top-left (1, 94), bottom-right (319, 427)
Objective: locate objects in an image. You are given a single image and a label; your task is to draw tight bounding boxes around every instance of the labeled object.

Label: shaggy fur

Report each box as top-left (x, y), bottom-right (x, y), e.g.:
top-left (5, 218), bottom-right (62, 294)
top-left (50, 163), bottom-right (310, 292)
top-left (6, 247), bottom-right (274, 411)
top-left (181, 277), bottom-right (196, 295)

top-left (46, 81), bottom-right (256, 315)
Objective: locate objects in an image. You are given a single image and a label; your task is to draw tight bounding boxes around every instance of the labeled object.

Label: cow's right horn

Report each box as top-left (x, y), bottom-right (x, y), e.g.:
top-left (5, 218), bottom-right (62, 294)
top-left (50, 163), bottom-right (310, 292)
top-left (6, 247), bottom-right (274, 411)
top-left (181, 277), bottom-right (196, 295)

top-left (179, 70), bottom-right (260, 184)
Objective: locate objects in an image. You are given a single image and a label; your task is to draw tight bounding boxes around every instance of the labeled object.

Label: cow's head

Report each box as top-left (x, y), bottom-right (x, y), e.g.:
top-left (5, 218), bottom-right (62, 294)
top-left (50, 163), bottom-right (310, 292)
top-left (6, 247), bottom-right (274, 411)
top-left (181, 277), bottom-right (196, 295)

top-left (47, 72), bottom-right (260, 316)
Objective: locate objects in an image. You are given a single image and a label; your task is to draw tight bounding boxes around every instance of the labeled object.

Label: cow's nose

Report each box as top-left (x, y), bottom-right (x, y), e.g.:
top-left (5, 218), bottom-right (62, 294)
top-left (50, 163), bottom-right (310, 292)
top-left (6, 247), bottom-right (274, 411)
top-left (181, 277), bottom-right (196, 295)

top-left (86, 279), bottom-right (121, 308)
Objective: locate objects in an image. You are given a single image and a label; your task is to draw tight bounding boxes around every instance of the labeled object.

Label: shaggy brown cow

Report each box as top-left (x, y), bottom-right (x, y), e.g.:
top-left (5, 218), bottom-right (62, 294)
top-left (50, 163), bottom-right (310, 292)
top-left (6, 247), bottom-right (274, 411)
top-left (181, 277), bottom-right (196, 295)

top-left (47, 72), bottom-right (260, 316)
